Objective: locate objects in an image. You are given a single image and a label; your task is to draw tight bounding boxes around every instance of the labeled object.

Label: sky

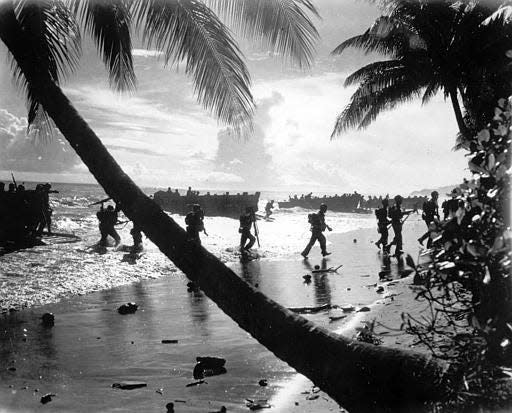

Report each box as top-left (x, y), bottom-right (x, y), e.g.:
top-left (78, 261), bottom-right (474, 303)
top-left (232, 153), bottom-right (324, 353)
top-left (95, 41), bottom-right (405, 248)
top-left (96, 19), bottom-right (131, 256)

top-left (0, 0), bottom-right (470, 195)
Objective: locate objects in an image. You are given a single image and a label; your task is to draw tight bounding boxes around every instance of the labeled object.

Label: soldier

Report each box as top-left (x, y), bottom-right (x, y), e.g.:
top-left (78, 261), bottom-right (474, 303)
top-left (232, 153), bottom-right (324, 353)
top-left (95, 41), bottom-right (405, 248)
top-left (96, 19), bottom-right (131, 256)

top-left (442, 188), bottom-right (459, 220)
top-left (386, 195), bottom-right (415, 257)
top-left (239, 206), bottom-right (256, 252)
top-left (418, 191), bottom-right (439, 247)
top-left (130, 224), bottom-right (143, 252)
top-left (185, 204), bottom-right (205, 245)
top-left (97, 203), bottom-right (121, 246)
top-left (301, 203), bottom-right (332, 258)
top-left (36, 183), bottom-right (55, 235)
top-left (264, 200), bottom-right (274, 219)
top-left (374, 198), bottom-right (391, 251)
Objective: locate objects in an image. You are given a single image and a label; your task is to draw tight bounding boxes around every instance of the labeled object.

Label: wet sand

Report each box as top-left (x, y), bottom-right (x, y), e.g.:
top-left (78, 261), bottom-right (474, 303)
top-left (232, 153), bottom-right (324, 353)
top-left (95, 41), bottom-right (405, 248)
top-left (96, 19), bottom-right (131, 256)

top-left (0, 218), bottom-right (427, 412)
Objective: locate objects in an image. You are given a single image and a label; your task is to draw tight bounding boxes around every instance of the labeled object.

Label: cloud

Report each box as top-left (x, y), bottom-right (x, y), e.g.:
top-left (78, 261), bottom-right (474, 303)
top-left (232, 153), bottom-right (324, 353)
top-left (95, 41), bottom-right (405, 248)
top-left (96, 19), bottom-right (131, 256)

top-left (213, 92), bottom-right (283, 188)
top-left (0, 109), bottom-right (83, 174)
top-left (132, 49), bottom-right (164, 58)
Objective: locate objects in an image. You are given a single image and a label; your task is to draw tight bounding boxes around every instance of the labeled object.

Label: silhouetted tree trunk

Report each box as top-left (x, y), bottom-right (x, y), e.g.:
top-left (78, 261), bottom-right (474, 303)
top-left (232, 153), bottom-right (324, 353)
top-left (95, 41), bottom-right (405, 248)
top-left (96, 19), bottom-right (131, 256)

top-left (0, 5), bottom-right (459, 411)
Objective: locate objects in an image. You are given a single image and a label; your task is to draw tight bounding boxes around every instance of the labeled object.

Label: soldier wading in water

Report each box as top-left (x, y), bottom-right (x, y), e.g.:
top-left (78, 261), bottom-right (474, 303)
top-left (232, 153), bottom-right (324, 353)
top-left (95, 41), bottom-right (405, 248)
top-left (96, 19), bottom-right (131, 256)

top-left (97, 203), bottom-right (121, 247)
top-left (239, 206), bottom-right (256, 253)
top-left (185, 204), bottom-right (206, 245)
top-left (301, 203), bottom-right (332, 258)
top-left (374, 198), bottom-right (391, 251)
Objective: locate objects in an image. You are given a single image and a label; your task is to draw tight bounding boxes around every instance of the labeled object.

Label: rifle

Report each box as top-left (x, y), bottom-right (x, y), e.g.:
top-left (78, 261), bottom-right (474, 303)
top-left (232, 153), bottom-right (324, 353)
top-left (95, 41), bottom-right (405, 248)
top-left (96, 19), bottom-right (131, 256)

top-left (89, 197), bottom-right (112, 207)
top-left (252, 212), bottom-right (260, 248)
top-left (11, 172), bottom-right (17, 189)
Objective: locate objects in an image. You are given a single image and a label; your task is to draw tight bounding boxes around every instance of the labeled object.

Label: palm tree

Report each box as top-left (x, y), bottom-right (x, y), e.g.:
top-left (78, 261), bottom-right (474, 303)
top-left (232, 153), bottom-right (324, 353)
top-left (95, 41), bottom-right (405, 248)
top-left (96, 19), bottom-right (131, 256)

top-left (330, 0), bottom-right (512, 141)
top-left (0, 1), bottom-right (456, 409)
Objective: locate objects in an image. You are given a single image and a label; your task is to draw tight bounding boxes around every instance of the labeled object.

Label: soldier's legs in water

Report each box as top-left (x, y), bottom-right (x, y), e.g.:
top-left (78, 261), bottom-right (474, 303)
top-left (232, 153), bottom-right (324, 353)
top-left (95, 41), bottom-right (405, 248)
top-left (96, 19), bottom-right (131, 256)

top-left (378, 226), bottom-right (388, 248)
top-left (108, 227), bottom-right (121, 246)
top-left (245, 233), bottom-right (255, 250)
top-left (240, 232), bottom-right (247, 250)
top-left (99, 227), bottom-right (108, 246)
top-left (302, 232), bottom-right (318, 256)
top-left (318, 232), bottom-right (328, 255)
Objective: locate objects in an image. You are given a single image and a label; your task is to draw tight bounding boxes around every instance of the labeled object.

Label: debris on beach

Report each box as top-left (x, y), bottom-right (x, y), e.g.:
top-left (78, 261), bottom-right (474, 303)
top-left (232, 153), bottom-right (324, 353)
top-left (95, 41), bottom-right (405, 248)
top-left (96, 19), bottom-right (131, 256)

top-left (161, 339), bottom-right (179, 344)
top-left (112, 381), bottom-right (147, 390)
top-left (302, 274), bottom-right (311, 283)
top-left (375, 286), bottom-right (385, 293)
top-left (40, 393), bottom-right (56, 404)
top-left (245, 398), bottom-right (271, 410)
top-left (7, 366), bottom-right (16, 372)
top-left (185, 379), bottom-right (207, 387)
top-left (193, 356), bottom-right (227, 379)
top-left (165, 402), bottom-right (174, 412)
top-left (328, 310), bottom-right (347, 322)
top-left (258, 379), bottom-right (268, 386)
top-left (117, 302), bottom-right (138, 315)
top-left (208, 406), bottom-right (227, 413)
top-left (340, 304), bottom-right (355, 312)
top-left (306, 394), bottom-right (319, 400)
top-left (289, 303), bottom-right (331, 314)
top-left (156, 388), bottom-right (164, 395)
top-left (41, 313), bottom-right (55, 327)
top-left (357, 306), bottom-right (371, 312)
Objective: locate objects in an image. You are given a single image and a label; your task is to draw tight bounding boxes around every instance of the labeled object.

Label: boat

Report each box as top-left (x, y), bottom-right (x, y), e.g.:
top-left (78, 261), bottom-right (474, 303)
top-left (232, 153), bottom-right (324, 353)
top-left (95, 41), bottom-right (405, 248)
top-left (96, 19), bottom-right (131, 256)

top-left (153, 187), bottom-right (260, 218)
top-left (278, 193), bottom-right (427, 213)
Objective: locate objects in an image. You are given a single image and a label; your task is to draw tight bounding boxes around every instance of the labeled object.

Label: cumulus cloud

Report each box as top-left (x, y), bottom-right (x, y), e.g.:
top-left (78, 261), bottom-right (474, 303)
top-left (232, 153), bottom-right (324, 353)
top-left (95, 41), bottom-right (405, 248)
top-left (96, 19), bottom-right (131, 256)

top-left (213, 92), bottom-right (283, 188)
top-left (0, 109), bottom-right (82, 174)
top-left (132, 49), bottom-right (164, 58)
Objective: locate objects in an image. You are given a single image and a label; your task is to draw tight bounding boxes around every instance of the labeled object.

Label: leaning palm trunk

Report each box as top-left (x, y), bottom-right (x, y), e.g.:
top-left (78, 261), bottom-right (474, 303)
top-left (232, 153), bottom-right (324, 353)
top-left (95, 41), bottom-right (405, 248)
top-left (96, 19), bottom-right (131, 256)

top-left (0, 6), bottom-right (458, 411)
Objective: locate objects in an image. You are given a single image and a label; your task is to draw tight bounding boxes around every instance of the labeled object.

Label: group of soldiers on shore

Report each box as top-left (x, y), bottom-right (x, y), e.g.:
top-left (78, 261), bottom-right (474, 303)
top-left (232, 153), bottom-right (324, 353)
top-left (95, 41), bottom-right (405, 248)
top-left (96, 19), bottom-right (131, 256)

top-left (90, 187), bottom-right (462, 260)
top-left (179, 191), bottom-right (460, 260)
top-left (0, 181), bottom-right (55, 244)
top-left (374, 190), bottom-right (463, 257)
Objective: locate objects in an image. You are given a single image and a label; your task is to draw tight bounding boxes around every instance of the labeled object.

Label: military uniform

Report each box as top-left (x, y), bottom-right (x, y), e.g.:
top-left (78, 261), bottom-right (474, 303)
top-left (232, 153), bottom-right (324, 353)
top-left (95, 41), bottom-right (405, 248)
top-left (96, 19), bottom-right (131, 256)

top-left (388, 204), bottom-right (403, 255)
top-left (301, 209), bottom-right (330, 257)
top-left (239, 211), bottom-right (256, 251)
top-left (375, 205), bottom-right (390, 249)
top-left (97, 205), bottom-right (121, 246)
top-left (185, 207), bottom-right (205, 245)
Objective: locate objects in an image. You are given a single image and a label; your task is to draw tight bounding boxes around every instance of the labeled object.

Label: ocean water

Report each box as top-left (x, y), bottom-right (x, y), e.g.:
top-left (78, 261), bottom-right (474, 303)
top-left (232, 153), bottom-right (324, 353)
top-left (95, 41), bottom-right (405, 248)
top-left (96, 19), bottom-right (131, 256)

top-left (0, 183), bottom-right (376, 312)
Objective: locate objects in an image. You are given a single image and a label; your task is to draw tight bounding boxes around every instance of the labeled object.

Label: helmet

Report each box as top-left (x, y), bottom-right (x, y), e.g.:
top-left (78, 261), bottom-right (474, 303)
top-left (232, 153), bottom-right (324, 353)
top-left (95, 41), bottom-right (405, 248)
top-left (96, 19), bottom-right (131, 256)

top-left (394, 195), bottom-right (403, 202)
top-left (193, 204), bottom-right (201, 211)
top-left (320, 203), bottom-right (327, 211)
top-left (431, 191), bottom-right (439, 197)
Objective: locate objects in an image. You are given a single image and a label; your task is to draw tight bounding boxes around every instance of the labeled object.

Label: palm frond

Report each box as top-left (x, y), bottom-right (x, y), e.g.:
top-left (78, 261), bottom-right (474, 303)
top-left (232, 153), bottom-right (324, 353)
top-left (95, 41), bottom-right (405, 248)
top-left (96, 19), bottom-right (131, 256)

top-left (331, 70), bottom-right (425, 138)
top-left (421, 82), bottom-right (439, 105)
top-left (206, 0), bottom-right (319, 69)
top-left (12, 0), bottom-right (81, 137)
top-left (131, 0), bottom-right (254, 131)
top-left (344, 59), bottom-right (403, 87)
top-left (71, 0), bottom-right (135, 91)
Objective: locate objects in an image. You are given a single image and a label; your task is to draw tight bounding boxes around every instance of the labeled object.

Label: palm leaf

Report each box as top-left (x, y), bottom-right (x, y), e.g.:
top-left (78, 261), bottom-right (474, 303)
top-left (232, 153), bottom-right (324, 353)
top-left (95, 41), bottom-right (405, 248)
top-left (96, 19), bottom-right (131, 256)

top-left (331, 65), bottom-right (426, 137)
top-left (71, 0), bottom-right (135, 91)
top-left (206, 0), bottom-right (319, 69)
top-left (132, 0), bottom-right (254, 130)
top-left (12, 0), bottom-right (81, 138)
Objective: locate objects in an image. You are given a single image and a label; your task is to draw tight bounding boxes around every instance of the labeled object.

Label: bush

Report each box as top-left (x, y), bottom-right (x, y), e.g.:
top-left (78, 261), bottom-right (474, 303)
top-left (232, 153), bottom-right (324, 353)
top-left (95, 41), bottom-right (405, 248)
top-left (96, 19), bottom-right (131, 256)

top-left (404, 97), bottom-right (512, 405)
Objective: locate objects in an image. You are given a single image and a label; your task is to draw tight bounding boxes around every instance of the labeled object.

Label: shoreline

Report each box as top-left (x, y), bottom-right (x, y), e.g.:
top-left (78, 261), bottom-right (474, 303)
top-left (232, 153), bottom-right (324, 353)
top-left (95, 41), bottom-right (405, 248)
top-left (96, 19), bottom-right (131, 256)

top-left (0, 218), bottom-right (428, 412)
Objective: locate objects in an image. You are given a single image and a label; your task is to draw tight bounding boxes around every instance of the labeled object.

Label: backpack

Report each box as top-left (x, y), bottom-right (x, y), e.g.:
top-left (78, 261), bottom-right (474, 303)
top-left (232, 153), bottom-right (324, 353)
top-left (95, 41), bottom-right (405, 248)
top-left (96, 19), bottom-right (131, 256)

top-left (308, 213), bottom-right (320, 225)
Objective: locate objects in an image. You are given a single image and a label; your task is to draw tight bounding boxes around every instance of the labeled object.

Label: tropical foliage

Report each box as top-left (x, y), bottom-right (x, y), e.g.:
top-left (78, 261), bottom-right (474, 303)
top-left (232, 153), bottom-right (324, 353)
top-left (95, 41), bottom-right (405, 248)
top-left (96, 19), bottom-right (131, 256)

top-left (330, 0), bottom-right (512, 141)
top-left (404, 96), bottom-right (512, 408)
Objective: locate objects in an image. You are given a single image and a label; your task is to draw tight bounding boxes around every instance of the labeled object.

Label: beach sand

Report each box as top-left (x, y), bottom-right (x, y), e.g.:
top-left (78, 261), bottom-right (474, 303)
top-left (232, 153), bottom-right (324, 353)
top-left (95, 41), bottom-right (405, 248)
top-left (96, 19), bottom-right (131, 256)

top-left (0, 217), bottom-right (430, 412)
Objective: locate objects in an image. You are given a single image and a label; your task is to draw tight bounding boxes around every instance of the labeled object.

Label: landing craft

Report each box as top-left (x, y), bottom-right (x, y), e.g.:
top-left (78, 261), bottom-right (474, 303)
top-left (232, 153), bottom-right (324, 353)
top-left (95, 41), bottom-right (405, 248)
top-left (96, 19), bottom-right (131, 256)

top-left (153, 188), bottom-right (260, 219)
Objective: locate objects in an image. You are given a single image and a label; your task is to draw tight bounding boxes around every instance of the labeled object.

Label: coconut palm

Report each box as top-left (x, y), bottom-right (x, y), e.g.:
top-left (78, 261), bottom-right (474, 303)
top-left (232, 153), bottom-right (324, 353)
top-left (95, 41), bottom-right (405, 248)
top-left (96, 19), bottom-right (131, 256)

top-left (0, 1), bottom-right (456, 409)
top-left (330, 0), bottom-right (512, 141)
